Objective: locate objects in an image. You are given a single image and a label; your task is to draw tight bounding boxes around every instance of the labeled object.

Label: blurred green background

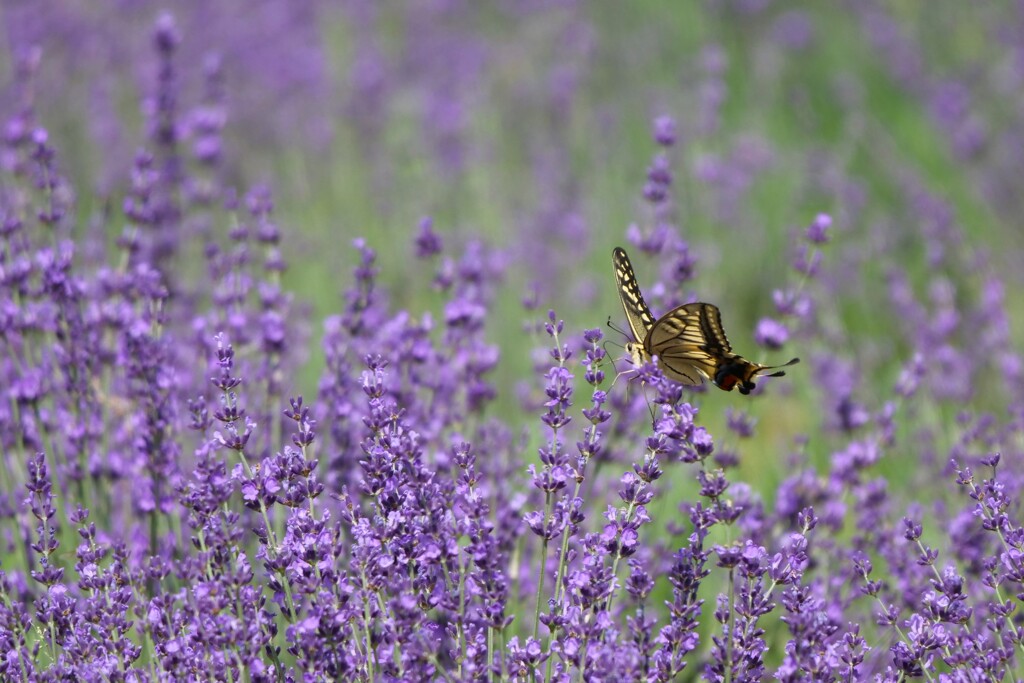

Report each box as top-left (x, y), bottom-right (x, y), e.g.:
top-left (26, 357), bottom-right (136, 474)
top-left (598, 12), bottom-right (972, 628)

top-left (3, 0), bottom-right (1021, 493)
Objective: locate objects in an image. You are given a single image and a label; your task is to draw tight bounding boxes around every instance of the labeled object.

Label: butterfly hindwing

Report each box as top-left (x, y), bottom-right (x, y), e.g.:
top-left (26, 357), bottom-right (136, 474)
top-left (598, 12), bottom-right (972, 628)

top-left (645, 303), bottom-right (725, 352)
top-left (693, 302), bottom-right (733, 355)
top-left (650, 349), bottom-right (708, 385)
top-left (644, 304), bottom-right (720, 385)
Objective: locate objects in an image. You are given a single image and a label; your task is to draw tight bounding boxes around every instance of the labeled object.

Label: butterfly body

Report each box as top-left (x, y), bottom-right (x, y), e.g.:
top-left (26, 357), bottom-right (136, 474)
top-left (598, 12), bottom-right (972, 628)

top-left (612, 247), bottom-right (798, 394)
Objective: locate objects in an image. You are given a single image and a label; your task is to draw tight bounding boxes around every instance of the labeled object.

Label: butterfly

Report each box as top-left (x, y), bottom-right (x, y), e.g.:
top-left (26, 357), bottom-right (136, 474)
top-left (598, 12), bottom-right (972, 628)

top-left (612, 247), bottom-right (799, 394)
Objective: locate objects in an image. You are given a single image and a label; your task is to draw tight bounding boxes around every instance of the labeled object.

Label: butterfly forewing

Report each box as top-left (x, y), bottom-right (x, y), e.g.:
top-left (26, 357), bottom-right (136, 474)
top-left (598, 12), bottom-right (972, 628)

top-left (612, 247), bottom-right (657, 344)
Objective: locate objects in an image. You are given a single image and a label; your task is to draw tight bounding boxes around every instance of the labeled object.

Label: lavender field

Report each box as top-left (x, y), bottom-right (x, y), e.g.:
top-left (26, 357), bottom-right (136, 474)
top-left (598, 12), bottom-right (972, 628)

top-left (2, 2), bottom-right (1023, 681)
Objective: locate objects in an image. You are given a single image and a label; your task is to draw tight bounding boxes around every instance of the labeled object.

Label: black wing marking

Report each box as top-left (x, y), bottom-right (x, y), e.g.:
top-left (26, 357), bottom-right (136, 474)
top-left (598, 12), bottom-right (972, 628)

top-left (612, 247), bottom-right (657, 344)
top-left (645, 303), bottom-right (731, 386)
top-left (691, 302), bottom-right (733, 355)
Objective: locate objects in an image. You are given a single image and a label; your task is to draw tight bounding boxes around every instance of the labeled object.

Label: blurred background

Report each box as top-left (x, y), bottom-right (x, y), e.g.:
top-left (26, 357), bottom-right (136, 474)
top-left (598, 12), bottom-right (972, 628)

top-left (3, 0), bottom-right (1022, 483)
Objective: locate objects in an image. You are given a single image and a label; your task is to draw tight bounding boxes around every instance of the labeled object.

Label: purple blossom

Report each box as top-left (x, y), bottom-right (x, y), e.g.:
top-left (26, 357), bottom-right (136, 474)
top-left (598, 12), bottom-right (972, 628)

top-left (725, 407), bottom-right (757, 438)
top-left (414, 216), bottom-right (443, 258)
top-left (652, 115), bottom-right (677, 147)
top-left (805, 212), bottom-right (833, 244)
top-left (754, 317), bottom-right (789, 349)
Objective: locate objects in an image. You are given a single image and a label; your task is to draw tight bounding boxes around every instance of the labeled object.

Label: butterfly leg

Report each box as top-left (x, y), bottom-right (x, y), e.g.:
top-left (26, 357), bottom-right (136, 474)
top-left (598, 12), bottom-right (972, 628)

top-left (603, 344), bottom-right (641, 391)
top-left (643, 383), bottom-right (656, 427)
top-left (619, 373), bottom-right (656, 427)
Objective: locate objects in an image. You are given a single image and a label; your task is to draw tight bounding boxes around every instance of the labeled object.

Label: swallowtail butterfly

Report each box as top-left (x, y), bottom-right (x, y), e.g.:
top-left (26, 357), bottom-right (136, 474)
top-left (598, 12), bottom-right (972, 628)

top-left (613, 247), bottom-right (798, 394)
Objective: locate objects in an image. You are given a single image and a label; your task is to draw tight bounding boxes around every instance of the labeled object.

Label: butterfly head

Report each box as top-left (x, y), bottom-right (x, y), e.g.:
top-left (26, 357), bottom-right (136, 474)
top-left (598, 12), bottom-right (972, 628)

top-left (624, 341), bottom-right (649, 369)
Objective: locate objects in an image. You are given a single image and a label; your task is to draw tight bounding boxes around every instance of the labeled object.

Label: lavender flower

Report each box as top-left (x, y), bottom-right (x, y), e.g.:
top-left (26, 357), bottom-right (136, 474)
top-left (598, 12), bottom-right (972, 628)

top-left (652, 116), bottom-right (677, 147)
top-left (414, 216), bottom-right (443, 258)
top-left (754, 317), bottom-right (789, 350)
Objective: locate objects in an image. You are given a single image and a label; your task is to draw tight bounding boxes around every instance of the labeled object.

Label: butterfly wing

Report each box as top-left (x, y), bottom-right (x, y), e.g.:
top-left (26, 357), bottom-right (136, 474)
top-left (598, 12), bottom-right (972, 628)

top-left (612, 247), bottom-right (657, 344)
top-left (646, 302), bottom-right (732, 386)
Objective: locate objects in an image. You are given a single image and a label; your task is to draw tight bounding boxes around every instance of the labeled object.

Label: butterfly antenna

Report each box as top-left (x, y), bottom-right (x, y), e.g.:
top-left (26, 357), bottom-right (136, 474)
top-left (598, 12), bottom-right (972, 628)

top-left (603, 339), bottom-right (625, 354)
top-left (607, 317), bottom-right (630, 340)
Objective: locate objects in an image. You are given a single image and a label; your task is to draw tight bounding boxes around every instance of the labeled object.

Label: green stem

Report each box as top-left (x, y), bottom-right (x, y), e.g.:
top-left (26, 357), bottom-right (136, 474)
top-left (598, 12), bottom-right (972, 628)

top-left (724, 568), bottom-right (734, 683)
top-left (532, 492), bottom-right (553, 641)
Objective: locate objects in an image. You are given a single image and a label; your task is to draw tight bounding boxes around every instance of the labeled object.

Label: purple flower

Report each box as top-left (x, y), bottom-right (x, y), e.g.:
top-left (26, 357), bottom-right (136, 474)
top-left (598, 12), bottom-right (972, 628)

top-left (754, 317), bottom-right (789, 350)
top-left (805, 212), bottom-right (832, 243)
top-left (725, 408), bottom-right (756, 438)
top-left (653, 115), bottom-right (677, 147)
top-left (414, 216), bottom-right (443, 258)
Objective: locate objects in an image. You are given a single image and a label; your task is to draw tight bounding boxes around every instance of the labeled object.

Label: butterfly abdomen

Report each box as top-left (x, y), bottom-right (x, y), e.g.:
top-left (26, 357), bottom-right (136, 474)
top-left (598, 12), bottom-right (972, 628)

top-left (714, 356), bottom-right (757, 393)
